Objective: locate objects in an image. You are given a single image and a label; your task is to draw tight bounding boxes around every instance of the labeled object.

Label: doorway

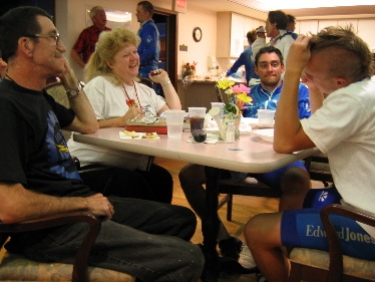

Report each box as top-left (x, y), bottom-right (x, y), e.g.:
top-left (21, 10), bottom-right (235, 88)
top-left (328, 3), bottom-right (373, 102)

top-left (153, 10), bottom-right (178, 89)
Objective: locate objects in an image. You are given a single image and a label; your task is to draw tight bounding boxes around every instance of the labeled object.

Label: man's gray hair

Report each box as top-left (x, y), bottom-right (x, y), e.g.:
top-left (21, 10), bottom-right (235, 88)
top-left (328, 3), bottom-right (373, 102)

top-left (89, 6), bottom-right (104, 19)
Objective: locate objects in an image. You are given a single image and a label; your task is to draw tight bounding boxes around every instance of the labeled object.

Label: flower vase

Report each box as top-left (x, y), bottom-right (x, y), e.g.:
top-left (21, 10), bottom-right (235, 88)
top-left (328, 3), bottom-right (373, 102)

top-left (183, 70), bottom-right (195, 78)
top-left (220, 113), bottom-right (241, 142)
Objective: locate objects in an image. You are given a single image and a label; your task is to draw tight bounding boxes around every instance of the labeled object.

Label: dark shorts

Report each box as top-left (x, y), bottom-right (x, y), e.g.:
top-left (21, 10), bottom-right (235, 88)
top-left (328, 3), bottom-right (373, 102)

top-left (281, 187), bottom-right (375, 260)
top-left (250, 160), bottom-right (306, 189)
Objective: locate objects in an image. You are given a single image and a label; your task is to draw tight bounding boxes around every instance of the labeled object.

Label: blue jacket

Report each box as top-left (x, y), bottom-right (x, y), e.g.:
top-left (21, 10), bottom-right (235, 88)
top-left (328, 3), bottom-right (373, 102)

top-left (137, 20), bottom-right (160, 70)
top-left (242, 82), bottom-right (311, 119)
top-left (226, 47), bottom-right (258, 84)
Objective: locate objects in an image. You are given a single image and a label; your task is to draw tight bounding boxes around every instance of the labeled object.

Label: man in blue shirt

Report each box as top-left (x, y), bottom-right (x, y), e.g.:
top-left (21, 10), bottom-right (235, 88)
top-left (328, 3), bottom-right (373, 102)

top-left (226, 30), bottom-right (258, 85)
top-left (136, 1), bottom-right (160, 78)
top-left (179, 46), bottom-right (311, 260)
top-left (242, 46), bottom-right (310, 119)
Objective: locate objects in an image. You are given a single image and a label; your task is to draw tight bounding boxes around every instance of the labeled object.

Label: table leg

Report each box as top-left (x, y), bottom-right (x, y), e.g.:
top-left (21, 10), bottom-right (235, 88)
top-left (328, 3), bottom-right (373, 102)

top-left (200, 166), bottom-right (258, 281)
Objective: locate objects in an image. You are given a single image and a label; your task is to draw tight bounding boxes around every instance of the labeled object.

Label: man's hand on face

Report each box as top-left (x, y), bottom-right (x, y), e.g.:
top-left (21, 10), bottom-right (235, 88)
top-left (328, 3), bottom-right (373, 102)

top-left (59, 56), bottom-right (79, 88)
top-left (286, 35), bottom-right (312, 74)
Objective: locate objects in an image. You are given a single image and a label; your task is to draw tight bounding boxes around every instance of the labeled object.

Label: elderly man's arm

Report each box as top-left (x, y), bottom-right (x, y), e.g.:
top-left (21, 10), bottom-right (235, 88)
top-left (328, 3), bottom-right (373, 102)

top-left (70, 49), bottom-right (85, 68)
top-left (0, 183), bottom-right (114, 224)
top-left (274, 35), bottom-right (315, 153)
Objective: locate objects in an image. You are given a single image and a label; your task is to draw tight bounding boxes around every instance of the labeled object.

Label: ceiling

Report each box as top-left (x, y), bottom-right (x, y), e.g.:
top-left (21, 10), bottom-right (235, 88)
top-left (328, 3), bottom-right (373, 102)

top-left (187, 0), bottom-right (375, 20)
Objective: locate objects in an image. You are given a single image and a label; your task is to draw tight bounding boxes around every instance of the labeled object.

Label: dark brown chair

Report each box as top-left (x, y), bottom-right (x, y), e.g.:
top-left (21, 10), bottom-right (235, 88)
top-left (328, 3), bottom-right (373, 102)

top-left (289, 204), bottom-right (375, 282)
top-left (218, 178), bottom-right (281, 221)
top-left (304, 152), bottom-right (333, 187)
top-left (0, 212), bottom-right (135, 281)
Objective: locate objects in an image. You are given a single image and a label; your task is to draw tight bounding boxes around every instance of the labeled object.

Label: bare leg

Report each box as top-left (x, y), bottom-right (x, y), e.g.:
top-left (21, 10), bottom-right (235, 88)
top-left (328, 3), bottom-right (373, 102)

top-left (179, 163), bottom-right (231, 241)
top-left (279, 167), bottom-right (311, 211)
top-left (245, 212), bottom-right (289, 282)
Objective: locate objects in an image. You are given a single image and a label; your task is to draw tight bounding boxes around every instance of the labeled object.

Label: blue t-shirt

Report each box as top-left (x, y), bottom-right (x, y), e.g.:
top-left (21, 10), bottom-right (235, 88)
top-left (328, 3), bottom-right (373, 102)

top-left (242, 82), bottom-right (311, 119)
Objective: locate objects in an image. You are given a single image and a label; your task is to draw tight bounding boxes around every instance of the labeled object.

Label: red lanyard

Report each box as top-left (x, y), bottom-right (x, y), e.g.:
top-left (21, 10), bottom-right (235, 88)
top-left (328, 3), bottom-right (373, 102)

top-left (122, 82), bottom-right (143, 111)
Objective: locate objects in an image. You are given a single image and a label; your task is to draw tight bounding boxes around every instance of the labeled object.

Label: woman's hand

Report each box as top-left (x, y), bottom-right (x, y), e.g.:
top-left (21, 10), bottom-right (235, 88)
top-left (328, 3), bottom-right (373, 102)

top-left (148, 69), bottom-right (170, 84)
top-left (120, 105), bottom-right (143, 124)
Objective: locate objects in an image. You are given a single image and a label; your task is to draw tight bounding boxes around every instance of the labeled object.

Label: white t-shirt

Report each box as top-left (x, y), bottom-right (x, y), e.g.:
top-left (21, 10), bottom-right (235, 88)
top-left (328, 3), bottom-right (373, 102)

top-left (85, 76), bottom-right (166, 119)
top-left (67, 76), bottom-right (166, 170)
top-left (269, 30), bottom-right (294, 68)
top-left (301, 76), bottom-right (375, 215)
top-left (251, 37), bottom-right (266, 61)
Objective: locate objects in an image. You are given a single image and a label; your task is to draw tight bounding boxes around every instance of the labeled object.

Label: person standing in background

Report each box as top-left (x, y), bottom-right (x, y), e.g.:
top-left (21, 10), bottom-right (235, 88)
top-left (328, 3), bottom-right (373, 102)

top-left (286, 14), bottom-right (299, 40)
top-left (266, 10), bottom-right (294, 67)
top-left (251, 26), bottom-right (267, 62)
top-left (71, 6), bottom-right (110, 68)
top-left (136, 1), bottom-right (160, 78)
top-left (226, 29), bottom-right (258, 85)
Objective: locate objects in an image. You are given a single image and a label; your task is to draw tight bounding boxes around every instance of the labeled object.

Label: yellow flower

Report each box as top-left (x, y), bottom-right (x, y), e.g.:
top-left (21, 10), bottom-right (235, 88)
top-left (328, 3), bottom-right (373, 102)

top-left (236, 93), bottom-right (253, 104)
top-left (216, 77), bottom-right (253, 115)
top-left (216, 78), bottom-right (235, 90)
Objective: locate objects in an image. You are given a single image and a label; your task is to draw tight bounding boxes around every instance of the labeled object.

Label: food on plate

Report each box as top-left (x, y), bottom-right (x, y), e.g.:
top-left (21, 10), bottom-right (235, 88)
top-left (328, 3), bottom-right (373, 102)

top-left (142, 132), bottom-right (159, 139)
top-left (123, 130), bottom-right (159, 139)
top-left (204, 75), bottom-right (211, 80)
top-left (123, 130), bottom-right (139, 138)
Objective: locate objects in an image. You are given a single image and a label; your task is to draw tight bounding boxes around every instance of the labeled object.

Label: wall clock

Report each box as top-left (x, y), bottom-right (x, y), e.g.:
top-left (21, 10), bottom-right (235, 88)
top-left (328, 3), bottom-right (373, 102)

top-left (193, 27), bottom-right (202, 42)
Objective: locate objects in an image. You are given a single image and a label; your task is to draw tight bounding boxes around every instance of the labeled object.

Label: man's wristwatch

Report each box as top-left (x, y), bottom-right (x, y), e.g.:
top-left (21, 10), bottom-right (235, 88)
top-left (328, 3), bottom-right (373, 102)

top-left (65, 81), bottom-right (83, 98)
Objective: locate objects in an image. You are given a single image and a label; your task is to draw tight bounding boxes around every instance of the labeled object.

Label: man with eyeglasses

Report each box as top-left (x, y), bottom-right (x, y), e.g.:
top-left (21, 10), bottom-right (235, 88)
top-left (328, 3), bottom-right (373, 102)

top-left (0, 6), bottom-right (204, 281)
top-left (71, 6), bottom-right (111, 68)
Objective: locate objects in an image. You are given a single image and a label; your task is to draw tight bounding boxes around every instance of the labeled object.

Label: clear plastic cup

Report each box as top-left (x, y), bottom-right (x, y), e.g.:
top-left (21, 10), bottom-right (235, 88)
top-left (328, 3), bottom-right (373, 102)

top-left (188, 107), bottom-right (206, 132)
top-left (165, 110), bottom-right (186, 138)
top-left (257, 109), bottom-right (276, 128)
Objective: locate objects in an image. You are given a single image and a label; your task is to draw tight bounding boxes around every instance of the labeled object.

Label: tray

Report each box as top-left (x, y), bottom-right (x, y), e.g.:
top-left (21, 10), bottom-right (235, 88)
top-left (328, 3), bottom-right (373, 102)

top-left (125, 125), bottom-right (167, 134)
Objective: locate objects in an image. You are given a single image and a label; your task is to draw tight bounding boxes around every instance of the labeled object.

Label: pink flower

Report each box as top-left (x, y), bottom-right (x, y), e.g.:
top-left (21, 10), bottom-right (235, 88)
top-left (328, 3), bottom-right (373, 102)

top-left (231, 84), bottom-right (250, 95)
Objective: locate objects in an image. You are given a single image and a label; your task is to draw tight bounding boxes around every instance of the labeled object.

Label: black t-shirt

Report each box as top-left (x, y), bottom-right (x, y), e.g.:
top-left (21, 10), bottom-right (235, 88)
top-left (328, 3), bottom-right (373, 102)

top-left (0, 79), bottom-right (94, 197)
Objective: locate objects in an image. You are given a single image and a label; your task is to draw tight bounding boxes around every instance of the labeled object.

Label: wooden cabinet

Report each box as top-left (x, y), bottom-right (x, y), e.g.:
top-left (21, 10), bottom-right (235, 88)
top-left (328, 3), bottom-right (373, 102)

top-left (177, 80), bottom-right (219, 111)
top-left (216, 12), bottom-right (265, 59)
top-left (297, 18), bottom-right (375, 49)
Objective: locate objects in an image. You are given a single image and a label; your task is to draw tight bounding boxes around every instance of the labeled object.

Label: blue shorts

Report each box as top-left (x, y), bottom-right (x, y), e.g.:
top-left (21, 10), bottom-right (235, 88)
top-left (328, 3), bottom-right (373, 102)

top-left (281, 188), bottom-right (375, 260)
top-left (250, 160), bottom-right (306, 189)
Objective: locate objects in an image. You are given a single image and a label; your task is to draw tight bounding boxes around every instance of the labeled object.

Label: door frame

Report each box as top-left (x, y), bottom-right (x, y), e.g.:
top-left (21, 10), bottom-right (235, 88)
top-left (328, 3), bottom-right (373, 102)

top-left (154, 7), bottom-right (178, 88)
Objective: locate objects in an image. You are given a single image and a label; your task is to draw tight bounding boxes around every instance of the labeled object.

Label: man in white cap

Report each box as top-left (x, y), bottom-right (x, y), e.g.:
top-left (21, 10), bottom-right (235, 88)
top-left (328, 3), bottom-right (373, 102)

top-left (251, 26), bottom-right (267, 60)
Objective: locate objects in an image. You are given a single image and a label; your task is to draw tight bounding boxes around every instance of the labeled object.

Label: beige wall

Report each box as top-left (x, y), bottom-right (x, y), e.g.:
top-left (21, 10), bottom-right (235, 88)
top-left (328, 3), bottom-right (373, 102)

top-left (56, 0), bottom-right (265, 81)
top-left (55, 0), bottom-right (375, 82)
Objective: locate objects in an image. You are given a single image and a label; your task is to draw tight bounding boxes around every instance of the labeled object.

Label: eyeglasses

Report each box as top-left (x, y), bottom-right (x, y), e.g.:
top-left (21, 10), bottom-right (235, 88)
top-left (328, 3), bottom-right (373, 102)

top-left (24, 32), bottom-right (60, 45)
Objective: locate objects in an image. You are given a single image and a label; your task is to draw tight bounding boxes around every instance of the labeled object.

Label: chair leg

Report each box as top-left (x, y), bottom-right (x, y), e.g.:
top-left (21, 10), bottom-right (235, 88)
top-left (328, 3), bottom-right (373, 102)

top-left (227, 194), bottom-right (233, 221)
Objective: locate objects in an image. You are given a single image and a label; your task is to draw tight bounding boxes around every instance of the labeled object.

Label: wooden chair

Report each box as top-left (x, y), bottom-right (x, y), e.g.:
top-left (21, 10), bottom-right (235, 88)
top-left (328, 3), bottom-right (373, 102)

top-left (0, 212), bottom-right (135, 281)
top-left (289, 204), bottom-right (375, 282)
top-left (218, 178), bottom-right (281, 221)
top-left (304, 152), bottom-right (333, 187)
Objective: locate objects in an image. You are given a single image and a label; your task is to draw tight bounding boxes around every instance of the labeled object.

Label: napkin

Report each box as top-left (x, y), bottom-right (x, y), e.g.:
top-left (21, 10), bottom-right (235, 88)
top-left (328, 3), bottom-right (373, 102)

top-left (187, 133), bottom-right (219, 144)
